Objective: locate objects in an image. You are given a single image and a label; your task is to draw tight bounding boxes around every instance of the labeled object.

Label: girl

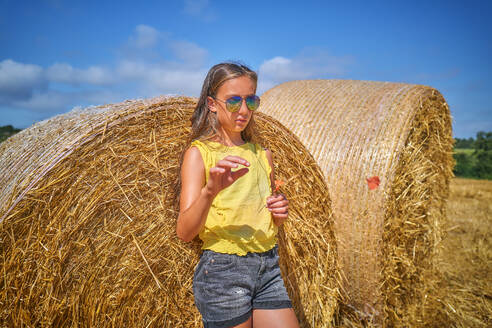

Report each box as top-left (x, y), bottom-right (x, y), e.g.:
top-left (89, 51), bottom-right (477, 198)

top-left (177, 62), bottom-right (299, 328)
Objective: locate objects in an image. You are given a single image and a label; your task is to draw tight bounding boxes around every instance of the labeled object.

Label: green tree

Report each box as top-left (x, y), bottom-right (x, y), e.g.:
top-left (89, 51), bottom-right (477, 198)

top-left (454, 137), bottom-right (475, 149)
top-left (0, 125), bottom-right (22, 143)
top-left (453, 152), bottom-right (474, 177)
top-left (474, 131), bottom-right (492, 151)
top-left (472, 131), bottom-right (492, 179)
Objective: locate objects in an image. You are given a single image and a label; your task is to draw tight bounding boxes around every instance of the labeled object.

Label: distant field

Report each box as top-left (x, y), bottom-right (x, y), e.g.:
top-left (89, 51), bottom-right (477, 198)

top-left (453, 148), bottom-right (475, 155)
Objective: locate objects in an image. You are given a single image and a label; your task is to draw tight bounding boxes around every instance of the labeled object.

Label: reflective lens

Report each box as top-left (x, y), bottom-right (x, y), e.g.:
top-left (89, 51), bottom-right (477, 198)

top-left (224, 95), bottom-right (260, 112)
top-left (225, 96), bottom-right (242, 112)
top-left (245, 95), bottom-right (260, 111)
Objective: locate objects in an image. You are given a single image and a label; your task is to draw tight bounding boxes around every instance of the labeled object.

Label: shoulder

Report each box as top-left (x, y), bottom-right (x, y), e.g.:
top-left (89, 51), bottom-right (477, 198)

top-left (189, 139), bottom-right (211, 157)
top-left (183, 145), bottom-right (203, 165)
top-left (185, 139), bottom-right (215, 171)
top-left (181, 144), bottom-right (207, 180)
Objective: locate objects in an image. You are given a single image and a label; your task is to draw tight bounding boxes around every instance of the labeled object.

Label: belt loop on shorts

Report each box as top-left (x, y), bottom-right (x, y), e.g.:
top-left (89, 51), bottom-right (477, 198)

top-left (259, 256), bottom-right (266, 274)
top-left (260, 244), bottom-right (277, 258)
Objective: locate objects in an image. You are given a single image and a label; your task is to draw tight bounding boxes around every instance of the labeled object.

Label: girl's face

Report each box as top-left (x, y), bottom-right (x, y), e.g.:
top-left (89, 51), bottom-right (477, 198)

top-left (208, 75), bottom-right (256, 139)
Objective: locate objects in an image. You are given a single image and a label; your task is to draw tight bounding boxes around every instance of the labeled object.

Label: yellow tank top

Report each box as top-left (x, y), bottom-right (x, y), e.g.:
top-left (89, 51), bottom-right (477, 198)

top-left (191, 140), bottom-right (277, 255)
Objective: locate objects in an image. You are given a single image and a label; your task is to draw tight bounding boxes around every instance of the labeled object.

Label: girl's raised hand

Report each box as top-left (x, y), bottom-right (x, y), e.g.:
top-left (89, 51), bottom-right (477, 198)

top-left (205, 156), bottom-right (250, 197)
top-left (266, 193), bottom-right (289, 225)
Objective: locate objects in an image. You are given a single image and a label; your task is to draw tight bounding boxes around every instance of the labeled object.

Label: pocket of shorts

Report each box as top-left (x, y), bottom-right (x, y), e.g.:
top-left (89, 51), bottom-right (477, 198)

top-left (205, 252), bottom-right (237, 271)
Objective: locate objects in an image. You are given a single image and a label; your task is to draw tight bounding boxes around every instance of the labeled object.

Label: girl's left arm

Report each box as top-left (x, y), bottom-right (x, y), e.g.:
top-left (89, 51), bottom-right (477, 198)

top-left (265, 149), bottom-right (289, 226)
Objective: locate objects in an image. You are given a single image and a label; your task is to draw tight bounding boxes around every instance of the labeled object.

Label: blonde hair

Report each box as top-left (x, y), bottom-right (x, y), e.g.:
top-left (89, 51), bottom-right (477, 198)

top-left (190, 62), bottom-right (258, 143)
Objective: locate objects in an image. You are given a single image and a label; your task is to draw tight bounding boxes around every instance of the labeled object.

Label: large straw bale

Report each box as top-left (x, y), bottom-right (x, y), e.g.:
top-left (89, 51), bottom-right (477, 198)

top-left (260, 80), bottom-right (454, 326)
top-left (0, 96), bottom-right (338, 327)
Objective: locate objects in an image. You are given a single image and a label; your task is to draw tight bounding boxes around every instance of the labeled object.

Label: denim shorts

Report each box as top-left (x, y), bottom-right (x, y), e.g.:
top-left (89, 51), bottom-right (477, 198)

top-left (192, 245), bottom-right (292, 328)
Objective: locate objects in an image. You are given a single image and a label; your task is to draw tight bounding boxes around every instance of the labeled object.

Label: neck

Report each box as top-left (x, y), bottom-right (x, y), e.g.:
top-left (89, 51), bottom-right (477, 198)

top-left (216, 128), bottom-right (245, 146)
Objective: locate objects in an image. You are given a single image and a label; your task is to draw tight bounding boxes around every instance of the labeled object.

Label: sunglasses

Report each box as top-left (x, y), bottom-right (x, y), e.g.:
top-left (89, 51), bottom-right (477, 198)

top-left (212, 95), bottom-right (260, 112)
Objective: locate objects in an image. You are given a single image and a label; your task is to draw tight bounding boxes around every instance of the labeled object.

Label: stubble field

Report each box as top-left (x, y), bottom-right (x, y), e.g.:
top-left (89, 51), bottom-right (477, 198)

top-left (438, 178), bottom-right (491, 327)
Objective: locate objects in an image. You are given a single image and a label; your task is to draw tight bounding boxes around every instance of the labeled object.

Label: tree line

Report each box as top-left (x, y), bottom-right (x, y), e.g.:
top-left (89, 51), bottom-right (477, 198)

top-left (0, 125), bottom-right (21, 143)
top-left (453, 131), bottom-right (492, 180)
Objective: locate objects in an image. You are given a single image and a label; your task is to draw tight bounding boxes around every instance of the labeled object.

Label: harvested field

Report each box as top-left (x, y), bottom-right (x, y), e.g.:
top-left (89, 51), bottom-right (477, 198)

top-left (437, 178), bottom-right (492, 327)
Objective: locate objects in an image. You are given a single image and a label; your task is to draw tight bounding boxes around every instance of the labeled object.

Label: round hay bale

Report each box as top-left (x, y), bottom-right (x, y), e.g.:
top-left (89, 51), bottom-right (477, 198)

top-left (0, 96), bottom-right (338, 327)
top-left (260, 80), bottom-right (454, 325)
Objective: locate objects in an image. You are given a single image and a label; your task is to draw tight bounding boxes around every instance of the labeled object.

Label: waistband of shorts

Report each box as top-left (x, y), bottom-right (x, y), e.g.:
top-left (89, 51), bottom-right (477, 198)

top-left (244, 244), bottom-right (277, 257)
top-left (203, 244), bottom-right (278, 258)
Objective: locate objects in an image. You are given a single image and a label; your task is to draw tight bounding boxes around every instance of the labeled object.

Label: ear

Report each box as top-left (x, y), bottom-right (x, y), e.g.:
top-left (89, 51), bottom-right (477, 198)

top-left (207, 96), bottom-right (217, 113)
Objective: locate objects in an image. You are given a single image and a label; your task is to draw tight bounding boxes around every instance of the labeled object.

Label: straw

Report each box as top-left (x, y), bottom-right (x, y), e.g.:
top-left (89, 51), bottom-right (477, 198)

top-left (0, 96), bottom-right (339, 327)
top-left (260, 80), bottom-right (454, 326)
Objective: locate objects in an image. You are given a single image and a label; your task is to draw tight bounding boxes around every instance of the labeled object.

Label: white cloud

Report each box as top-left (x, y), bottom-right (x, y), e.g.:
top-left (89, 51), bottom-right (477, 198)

top-left (115, 26), bottom-right (209, 95)
top-left (116, 59), bottom-right (206, 96)
top-left (260, 57), bottom-right (303, 81)
top-left (147, 67), bottom-right (206, 95)
top-left (257, 51), bottom-right (353, 93)
top-left (129, 24), bottom-right (161, 49)
top-left (0, 59), bottom-right (46, 101)
top-left (46, 63), bottom-right (114, 85)
top-left (10, 88), bottom-right (123, 114)
top-left (12, 90), bottom-right (70, 111)
top-left (169, 40), bottom-right (208, 67)
top-left (117, 59), bottom-right (147, 80)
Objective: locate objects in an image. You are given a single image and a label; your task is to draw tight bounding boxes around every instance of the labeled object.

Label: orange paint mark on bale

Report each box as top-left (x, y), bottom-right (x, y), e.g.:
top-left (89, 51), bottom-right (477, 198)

top-left (366, 176), bottom-right (380, 190)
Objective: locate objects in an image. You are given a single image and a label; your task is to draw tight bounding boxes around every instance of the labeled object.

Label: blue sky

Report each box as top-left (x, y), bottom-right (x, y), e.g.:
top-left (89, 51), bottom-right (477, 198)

top-left (1, 0), bottom-right (490, 137)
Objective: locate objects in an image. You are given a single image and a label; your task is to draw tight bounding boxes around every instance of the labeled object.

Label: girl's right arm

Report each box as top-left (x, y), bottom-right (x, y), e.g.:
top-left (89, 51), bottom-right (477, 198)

top-left (176, 146), bottom-right (249, 242)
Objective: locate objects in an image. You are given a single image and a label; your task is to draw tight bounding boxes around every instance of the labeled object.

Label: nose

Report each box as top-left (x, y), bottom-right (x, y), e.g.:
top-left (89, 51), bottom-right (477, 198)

top-left (238, 98), bottom-right (251, 115)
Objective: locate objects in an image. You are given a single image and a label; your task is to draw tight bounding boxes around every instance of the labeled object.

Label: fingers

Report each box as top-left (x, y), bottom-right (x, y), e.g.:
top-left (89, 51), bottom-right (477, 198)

top-left (266, 194), bottom-right (288, 206)
top-left (267, 194), bottom-right (289, 217)
top-left (210, 156), bottom-right (249, 176)
top-left (210, 156), bottom-right (248, 173)
top-left (269, 205), bottom-right (289, 219)
top-left (231, 167), bottom-right (249, 180)
top-left (267, 199), bottom-right (289, 209)
top-left (208, 158), bottom-right (250, 195)
top-left (271, 211), bottom-right (288, 219)
top-left (217, 156), bottom-right (250, 169)
top-left (209, 166), bottom-right (226, 174)
top-left (268, 206), bottom-right (288, 214)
